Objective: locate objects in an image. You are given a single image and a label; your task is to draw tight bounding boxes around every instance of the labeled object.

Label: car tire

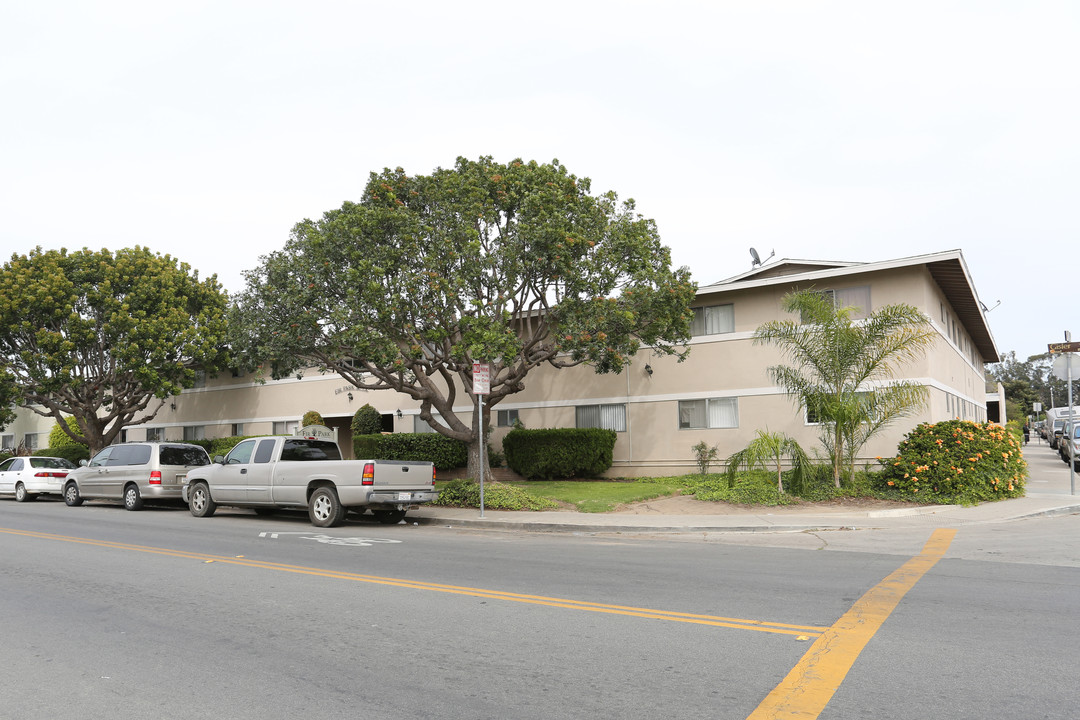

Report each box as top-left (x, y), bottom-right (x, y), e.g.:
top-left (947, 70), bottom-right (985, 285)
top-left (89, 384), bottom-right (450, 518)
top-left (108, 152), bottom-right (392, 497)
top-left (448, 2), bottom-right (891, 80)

top-left (308, 486), bottom-right (346, 528)
top-left (64, 482), bottom-right (83, 507)
top-left (189, 482), bottom-right (216, 518)
top-left (14, 482), bottom-right (32, 502)
top-left (124, 484), bottom-right (144, 511)
top-left (373, 508), bottom-right (407, 524)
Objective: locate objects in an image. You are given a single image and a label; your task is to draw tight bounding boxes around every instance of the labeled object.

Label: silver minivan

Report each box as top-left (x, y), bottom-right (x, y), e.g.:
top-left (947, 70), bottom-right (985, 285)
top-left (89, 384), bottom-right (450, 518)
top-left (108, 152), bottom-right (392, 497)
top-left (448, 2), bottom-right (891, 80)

top-left (64, 442), bottom-right (211, 510)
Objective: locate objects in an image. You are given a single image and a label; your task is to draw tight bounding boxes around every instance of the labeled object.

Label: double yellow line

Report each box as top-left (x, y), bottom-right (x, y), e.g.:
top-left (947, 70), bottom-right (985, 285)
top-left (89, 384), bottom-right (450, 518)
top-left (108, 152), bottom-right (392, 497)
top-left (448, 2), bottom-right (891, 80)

top-left (0, 526), bottom-right (827, 638)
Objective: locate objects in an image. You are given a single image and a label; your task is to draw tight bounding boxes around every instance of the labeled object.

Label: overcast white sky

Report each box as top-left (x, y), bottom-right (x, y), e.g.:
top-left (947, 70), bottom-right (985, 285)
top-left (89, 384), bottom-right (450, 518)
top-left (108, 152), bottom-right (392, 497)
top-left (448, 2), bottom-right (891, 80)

top-left (2, 1), bottom-right (1077, 361)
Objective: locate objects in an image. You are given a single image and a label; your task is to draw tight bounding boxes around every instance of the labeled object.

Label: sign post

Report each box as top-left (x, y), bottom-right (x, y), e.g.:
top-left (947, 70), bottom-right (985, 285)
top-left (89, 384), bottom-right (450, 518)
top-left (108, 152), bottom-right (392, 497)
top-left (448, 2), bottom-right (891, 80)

top-left (472, 362), bottom-right (490, 517)
top-left (1050, 335), bottom-right (1077, 495)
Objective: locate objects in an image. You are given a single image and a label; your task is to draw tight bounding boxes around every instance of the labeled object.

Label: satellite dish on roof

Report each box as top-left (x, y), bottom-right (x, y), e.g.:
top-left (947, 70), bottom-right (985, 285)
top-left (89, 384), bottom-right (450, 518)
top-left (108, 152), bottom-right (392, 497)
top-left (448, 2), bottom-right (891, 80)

top-left (749, 247), bottom-right (774, 268)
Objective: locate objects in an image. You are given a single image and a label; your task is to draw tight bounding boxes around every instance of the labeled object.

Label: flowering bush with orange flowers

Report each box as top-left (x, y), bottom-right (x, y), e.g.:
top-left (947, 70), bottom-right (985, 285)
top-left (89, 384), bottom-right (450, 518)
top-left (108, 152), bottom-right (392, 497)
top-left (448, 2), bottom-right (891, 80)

top-left (877, 420), bottom-right (1027, 504)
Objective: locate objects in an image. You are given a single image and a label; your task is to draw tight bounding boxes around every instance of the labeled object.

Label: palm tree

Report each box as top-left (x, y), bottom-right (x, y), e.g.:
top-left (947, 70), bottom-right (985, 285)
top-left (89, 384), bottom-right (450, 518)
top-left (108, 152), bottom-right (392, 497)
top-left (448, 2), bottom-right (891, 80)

top-left (753, 289), bottom-right (935, 488)
top-left (725, 429), bottom-right (811, 494)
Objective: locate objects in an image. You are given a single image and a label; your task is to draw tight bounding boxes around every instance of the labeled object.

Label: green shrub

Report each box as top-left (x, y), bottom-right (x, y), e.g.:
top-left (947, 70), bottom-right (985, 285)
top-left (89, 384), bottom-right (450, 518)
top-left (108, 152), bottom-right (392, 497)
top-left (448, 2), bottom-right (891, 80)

top-left (434, 478), bottom-right (559, 510)
top-left (487, 444), bottom-right (505, 468)
top-left (302, 410), bottom-right (325, 427)
top-left (502, 428), bottom-right (617, 479)
top-left (877, 420), bottom-right (1027, 504)
top-left (34, 445), bottom-right (91, 464)
top-left (351, 404), bottom-right (383, 435)
top-left (353, 433), bottom-right (468, 471)
top-left (49, 417), bottom-right (84, 449)
top-left (691, 471), bottom-right (802, 506)
top-left (692, 441), bottom-right (719, 474)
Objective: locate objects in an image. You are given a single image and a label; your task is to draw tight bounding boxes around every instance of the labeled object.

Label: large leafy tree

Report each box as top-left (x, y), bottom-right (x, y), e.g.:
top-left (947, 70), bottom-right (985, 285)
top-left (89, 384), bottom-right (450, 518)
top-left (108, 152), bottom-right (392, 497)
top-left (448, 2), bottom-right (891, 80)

top-left (0, 247), bottom-right (229, 453)
top-left (753, 289), bottom-right (936, 487)
top-left (988, 350), bottom-right (1067, 418)
top-left (231, 156), bottom-right (696, 478)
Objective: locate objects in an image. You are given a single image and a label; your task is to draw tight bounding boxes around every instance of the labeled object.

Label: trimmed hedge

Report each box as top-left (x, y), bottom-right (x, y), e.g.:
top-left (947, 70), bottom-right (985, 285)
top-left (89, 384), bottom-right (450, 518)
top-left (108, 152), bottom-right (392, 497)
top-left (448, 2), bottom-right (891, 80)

top-left (351, 404), bottom-right (383, 436)
top-left (353, 433), bottom-right (468, 471)
top-left (502, 428), bottom-right (617, 479)
top-left (34, 445), bottom-right (91, 464)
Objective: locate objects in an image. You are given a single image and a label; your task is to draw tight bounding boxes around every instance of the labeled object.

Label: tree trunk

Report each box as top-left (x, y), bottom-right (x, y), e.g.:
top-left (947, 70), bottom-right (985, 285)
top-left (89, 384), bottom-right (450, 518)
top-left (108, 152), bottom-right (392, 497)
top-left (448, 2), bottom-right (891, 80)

top-left (464, 402), bottom-right (493, 482)
top-left (465, 440), bottom-right (493, 483)
top-left (832, 424), bottom-right (843, 489)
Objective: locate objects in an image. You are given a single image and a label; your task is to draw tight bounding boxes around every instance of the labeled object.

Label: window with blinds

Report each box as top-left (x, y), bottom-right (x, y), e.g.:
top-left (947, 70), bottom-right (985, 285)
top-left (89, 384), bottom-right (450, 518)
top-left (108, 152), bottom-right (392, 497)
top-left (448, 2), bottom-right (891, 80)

top-left (575, 404), bottom-right (627, 432)
top-left (678, 398), bottom-right (739, 429)
top-left (690, 304), bottom-right (735, 336)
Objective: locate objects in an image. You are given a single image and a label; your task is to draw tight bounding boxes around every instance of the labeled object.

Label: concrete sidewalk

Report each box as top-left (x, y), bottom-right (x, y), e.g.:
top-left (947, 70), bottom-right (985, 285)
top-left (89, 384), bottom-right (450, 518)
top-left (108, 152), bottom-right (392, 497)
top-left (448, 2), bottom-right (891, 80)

top-left (409, 438), bottom-right (1080, 534)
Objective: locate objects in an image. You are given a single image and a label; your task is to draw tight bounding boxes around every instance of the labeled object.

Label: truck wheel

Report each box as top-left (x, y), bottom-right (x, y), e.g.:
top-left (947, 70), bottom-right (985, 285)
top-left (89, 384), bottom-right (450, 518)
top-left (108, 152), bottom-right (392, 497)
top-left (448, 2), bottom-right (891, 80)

top-left (309, 486), bottom-right (346, 528)
top-left (374, 508), bottom-right (407, 524)
top-left (15, 482), bottom-right (32, 502)
top-left (64, 482), bottom-right (83, 507)
top-left (189, 482), bottom-right (217, 518)
top-left (124, 484), bottom-right (144, 511)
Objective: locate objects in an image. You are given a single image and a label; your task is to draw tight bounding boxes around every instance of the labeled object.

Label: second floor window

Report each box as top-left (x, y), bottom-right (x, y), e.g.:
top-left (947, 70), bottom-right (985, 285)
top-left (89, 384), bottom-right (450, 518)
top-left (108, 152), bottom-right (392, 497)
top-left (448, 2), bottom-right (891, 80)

top-left (691, 304), bottom-right (734, 336)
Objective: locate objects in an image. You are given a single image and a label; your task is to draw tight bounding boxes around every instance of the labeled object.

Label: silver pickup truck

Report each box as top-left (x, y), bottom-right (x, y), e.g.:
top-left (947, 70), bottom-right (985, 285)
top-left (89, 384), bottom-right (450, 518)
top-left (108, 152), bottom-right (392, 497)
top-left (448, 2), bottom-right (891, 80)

top-left (182, 433), bottom-right (438, 527)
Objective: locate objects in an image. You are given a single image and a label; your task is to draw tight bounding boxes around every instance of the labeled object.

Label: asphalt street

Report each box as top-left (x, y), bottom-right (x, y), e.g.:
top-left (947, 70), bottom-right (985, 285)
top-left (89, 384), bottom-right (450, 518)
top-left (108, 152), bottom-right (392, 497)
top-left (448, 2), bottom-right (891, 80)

top-left (2, 459), bottom-right (1080, 720)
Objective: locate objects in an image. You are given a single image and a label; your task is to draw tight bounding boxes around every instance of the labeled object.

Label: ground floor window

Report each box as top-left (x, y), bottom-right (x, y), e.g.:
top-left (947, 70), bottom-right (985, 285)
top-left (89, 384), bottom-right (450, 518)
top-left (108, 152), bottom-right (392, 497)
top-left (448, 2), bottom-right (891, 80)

top-left (273, 420), bottom-right (299, 435)
top-left (232, 423), bottom-right (244, 436)
top-left (497, 409), bottom-right (519, 427)
top-left (23, 433), bottom-right (40, 450)
top-left (413, 414), bottom-right (448, 434)
top-left (146, 428), bottom-right (163, 441)
top-left (678, 398), bottom-right (738, 429)
top-left (576, 404), bottom-right (627, 432)
top-left (1, 434), bottom-right (12, 450)
top-left (183, 425), bottom-right (206, 441)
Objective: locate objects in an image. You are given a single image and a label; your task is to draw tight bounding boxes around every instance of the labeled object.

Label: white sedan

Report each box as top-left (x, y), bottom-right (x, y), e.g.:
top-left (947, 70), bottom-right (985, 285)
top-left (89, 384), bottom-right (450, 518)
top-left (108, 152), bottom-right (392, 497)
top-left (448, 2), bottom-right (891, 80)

top-left (0, 456), bottom-right (78, 501)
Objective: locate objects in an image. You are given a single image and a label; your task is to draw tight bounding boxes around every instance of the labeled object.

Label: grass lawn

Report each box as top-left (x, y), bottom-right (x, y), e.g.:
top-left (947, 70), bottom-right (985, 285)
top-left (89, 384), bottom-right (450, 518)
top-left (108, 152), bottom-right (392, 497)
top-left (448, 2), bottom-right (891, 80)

top-left (502, 479), bottom-right (689, 513)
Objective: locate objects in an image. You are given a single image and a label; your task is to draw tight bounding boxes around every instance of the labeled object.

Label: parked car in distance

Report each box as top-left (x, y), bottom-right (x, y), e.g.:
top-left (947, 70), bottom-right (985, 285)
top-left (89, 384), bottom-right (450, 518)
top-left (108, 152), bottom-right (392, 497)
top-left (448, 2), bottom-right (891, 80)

top-left (1060, 421), bottom-right (1080, 472)
top-left (0, 456), bottom-right (78, 502)
top-left (64, 442), bottom-right (211, 510)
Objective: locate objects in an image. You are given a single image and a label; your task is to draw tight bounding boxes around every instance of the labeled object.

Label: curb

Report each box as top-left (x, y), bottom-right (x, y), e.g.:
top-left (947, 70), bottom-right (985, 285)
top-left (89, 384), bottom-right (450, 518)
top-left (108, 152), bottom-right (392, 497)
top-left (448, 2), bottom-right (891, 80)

top-left (410, 515), bottom-right (871, 534)
top-left (408, 501), bottom-right (1080, 535)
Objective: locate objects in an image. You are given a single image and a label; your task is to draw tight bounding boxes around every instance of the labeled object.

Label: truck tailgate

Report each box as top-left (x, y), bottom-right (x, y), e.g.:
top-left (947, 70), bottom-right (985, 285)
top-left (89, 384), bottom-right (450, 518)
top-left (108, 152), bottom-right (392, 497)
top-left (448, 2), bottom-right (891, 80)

top-left (374, 461), bottom-right (433, 488)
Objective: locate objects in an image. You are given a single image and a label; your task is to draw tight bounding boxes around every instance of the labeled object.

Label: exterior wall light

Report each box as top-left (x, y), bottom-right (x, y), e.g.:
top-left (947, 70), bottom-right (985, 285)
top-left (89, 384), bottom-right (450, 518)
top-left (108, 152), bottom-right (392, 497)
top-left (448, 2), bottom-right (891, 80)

top-left (645, 364), bottom-right (653, 376)
top-left (396, 409), bottom-right (403, 419)
top-left (347, 392), bottom-right (353, 401)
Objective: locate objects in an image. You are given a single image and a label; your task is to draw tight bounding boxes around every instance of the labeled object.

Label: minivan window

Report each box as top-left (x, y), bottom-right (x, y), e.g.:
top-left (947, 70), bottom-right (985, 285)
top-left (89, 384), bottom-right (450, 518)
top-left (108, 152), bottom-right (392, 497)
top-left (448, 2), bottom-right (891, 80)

top-left (280, 439), bottom-right (342, 462)
top-left (108, 445), bottom-right (152, 466)
top-left (89, 447), bottom-right (113, 467)
top-left (159, 446), bottom-right (210, 467)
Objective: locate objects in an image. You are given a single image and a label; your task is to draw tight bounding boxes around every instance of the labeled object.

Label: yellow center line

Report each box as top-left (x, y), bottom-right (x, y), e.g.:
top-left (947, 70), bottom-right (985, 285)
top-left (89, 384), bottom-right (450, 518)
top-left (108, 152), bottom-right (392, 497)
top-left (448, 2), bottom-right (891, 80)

top-left (748, 528), bottom-right (958, 719)
top-left (0, 526), bottom-right (828, 637)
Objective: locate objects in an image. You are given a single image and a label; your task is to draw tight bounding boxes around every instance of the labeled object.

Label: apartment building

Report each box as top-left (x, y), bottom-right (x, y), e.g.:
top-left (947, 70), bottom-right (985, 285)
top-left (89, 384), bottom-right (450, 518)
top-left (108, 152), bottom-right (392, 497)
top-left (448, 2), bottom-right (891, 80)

top-left (5, 249), bottom-right (1001, 476)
